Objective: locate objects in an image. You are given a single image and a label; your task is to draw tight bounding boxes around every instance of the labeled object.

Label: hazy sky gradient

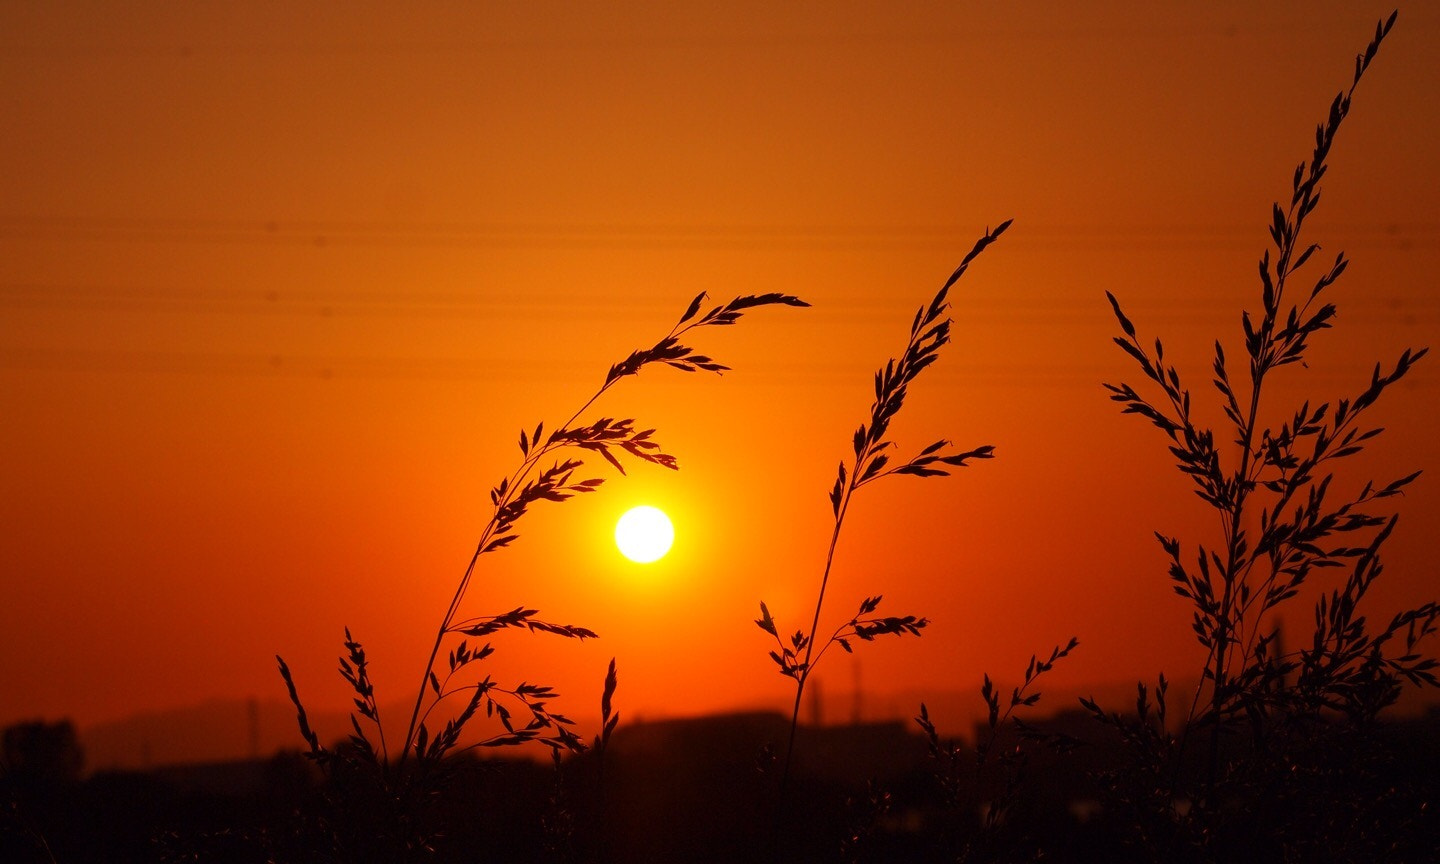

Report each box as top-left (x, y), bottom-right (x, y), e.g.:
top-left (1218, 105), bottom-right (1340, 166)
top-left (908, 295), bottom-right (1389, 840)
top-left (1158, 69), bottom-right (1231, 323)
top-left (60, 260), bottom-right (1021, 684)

top-left (3, 2), bottom-right (1437, 745)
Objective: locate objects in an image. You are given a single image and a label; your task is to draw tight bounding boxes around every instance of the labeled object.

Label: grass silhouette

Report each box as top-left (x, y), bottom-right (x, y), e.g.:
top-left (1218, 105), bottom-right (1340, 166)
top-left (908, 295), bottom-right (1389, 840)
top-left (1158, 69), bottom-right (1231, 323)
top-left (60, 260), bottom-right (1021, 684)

top-left (755, 220), bottom-right (1008, 803)
top-left (275, 291), bottom-right (806, 860)
top-left (914, 637), bottom-right (1080, 862)
top-left (1090, 11), bottom-right (1440, 860)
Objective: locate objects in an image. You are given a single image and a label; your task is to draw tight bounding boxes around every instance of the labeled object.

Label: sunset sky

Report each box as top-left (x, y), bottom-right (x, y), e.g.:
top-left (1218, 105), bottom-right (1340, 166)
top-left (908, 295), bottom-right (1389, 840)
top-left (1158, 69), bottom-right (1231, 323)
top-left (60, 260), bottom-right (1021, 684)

top-left (3, 2), bottom-right (1438, 755)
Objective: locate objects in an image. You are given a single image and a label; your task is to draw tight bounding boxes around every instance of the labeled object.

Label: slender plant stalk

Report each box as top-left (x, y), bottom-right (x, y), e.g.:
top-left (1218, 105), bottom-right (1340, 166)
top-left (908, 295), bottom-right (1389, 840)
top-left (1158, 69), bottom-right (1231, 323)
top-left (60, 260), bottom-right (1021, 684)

top-left (781, 490), bottom-right (852, 789)
top-left (397, 380), bottom-right (627, 765)
top-left (394, 291), bottom-right (808, 767)
top-left (917, 638), bottom-right (1079, 861)
top-left (1097, 14), bottom-right (1440, 854)
top-left (758, 221), bottom-right (1010, 797)
top-left (276, 291), bottom-right (807, 858)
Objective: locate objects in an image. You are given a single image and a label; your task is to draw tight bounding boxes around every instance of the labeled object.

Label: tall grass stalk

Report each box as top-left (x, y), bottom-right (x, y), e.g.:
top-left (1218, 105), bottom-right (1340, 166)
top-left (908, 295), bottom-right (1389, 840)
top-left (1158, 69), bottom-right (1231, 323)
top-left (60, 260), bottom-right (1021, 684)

top-left (1095, 11), bottom-right (1439, 857)
top-left (277, 290), bottom-right (804, 856)
top-left (401, 292), bottom-right (807, 768)
top-left (756, 221), bottom-right (1009, 798)
top-left (916, 638), bottom-right (1079, 862)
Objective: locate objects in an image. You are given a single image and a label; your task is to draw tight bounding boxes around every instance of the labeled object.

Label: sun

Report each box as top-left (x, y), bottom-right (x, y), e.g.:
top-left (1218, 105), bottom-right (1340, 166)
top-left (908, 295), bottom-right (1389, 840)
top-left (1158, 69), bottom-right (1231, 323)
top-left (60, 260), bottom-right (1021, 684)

top-left (614, 505), bottom-right (674, 563)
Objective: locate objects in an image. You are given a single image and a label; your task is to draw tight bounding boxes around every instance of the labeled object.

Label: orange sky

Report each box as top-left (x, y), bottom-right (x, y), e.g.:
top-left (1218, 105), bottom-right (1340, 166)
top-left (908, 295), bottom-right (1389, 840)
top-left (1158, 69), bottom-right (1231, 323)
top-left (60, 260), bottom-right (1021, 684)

top-left (3, 2), bottom-right (1438, 751)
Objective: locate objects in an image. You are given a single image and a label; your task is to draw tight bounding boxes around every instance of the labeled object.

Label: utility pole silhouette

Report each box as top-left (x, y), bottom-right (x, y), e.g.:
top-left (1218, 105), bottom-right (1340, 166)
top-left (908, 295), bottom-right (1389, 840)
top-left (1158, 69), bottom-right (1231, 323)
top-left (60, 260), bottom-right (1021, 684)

top-left (248, 697), bottom-right (260, 760)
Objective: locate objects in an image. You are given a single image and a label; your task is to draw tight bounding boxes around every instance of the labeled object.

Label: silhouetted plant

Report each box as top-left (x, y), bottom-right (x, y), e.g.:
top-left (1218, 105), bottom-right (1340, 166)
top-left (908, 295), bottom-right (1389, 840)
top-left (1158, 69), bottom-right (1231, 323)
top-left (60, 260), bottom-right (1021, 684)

top-left (917, 637), bottom-right (1079, 862)
top-left (573, 656), bottom-right (621, 864)
top-left (839, 778), bottom-right (894, 864)
top-left (276, 290), bottom-right (806, 860)
top-left (592, 657), bottom-right (619, 810)
top-left (756, 221), bottom-right (1009, 799)
top-left (1093, 11), bottom-right (1439, 860)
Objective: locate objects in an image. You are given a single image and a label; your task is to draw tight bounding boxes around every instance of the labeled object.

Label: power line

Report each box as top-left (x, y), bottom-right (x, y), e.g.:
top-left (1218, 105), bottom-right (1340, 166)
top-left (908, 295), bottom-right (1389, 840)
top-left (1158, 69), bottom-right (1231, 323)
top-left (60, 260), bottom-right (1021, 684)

top-left (3, 346), bottom-right (1435, 389)
top-left (5, 19), bottom-right (1425, 60)
top-left (2, 281), bottom-right (1436, 325)
top-left (0, 215), bottom-right (1434, 250)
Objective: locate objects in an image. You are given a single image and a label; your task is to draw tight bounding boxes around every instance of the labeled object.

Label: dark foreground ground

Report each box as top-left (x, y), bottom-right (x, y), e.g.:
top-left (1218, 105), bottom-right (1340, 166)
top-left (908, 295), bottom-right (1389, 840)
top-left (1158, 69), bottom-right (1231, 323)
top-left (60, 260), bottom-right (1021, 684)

top-left (5, 707), bottom-right (1440, 863)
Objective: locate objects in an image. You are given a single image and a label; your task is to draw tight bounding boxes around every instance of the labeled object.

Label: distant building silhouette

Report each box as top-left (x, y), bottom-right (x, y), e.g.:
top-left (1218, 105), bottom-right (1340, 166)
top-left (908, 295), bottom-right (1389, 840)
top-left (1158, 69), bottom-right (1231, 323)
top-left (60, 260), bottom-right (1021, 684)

top-left (2, 719), bottom-right (83, 788)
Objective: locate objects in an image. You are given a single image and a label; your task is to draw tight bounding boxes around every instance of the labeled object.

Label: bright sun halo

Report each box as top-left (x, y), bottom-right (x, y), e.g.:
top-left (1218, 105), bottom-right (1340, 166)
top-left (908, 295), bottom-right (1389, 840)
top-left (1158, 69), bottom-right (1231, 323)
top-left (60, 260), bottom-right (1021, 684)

top-left (615, 506), bottom-right (674, 563)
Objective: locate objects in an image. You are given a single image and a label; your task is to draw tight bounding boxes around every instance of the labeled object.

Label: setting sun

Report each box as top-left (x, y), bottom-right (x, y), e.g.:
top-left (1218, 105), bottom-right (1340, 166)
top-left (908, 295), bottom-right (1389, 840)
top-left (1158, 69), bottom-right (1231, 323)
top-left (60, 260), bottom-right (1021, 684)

top-left (615, 506), bottom-right (675, 563)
